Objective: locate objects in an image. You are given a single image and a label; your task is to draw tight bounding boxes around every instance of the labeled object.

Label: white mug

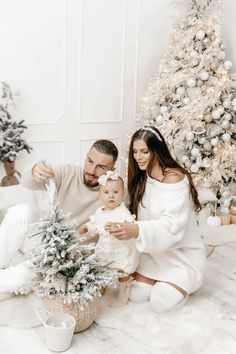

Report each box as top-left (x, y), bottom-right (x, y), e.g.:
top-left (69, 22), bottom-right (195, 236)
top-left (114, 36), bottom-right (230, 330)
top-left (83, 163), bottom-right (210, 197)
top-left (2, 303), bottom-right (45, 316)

top-left (36, 307), bottom-right (76, 352)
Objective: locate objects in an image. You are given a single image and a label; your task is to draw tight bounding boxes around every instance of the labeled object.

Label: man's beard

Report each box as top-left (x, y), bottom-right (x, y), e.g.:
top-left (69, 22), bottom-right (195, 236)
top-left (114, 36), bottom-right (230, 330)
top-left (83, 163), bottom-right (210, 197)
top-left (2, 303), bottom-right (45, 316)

top-left (83, 173), bottom-right (99, 188)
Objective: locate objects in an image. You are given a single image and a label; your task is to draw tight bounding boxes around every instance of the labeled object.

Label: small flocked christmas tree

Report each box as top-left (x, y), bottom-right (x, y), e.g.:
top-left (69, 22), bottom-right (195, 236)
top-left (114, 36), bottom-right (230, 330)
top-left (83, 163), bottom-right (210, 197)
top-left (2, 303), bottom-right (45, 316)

top-left (32, 179), bottom-right (118, 309)
top-left (137, 0), bottom-right (236, 212)
top-left (0, 108), bottom-right (32, 163)
top-left (0, 82), bottom-right (32, 186)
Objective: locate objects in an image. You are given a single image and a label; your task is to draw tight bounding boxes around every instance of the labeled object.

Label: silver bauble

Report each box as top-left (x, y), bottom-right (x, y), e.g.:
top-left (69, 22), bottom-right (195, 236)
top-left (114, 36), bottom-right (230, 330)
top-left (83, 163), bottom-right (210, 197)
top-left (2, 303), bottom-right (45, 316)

top-left (203, 141), bottom-right (212, 151)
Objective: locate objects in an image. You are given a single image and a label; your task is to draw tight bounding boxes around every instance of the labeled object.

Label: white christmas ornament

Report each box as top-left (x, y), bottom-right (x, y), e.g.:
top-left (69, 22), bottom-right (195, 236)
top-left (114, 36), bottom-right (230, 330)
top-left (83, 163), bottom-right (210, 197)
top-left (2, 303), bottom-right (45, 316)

top-left (204, 114), bottom-right (212, 123)
top-left (218, 51), bottom-right (226, 60)
top-left (187, 78), bottom-right (196, 88)
top-left (217, 106), bottom-right (225, 115)
top-left (197, 187), bottom-right (217, 203)
top-left (221, 120), bottom-right (230, 130)
top-left (185, 132), bottom-right (194, 141)
top-left (197, 79), bottom-right (203, 87)
top-left (160, 106), bottom-right (168, 114)
top-left (224, 60), bottom-right (232, 70)
top-left (222, 133), bottom-right (231, 142)
top-left (220, 206), bottom-right (230, 214)
top-left (212, 110), bottom-right (221, 120)
top-left (154, 115), bottom-right (164, 125)
top-left (176, 87), bottom-right (185, 95)
top-left (196, 30), bottom-right (205, 40)
top-left (206, 216), bottom-right (221, 227)
top-left (223, 112), bottom-right (232, 121)
top-left (190, 50), bottom-right (198, 57)
top-left (202, 157), bottom-right (210, 168)
top-left (210, 137), bottom-right (218, 146)
top-left (208, 124), bottom-right (223, 137)
top-left (183, 97), bottom-right (190, 105)
top-left (203, 141), bottom-right (212, 151)
top-left (221, 190), bottom-right (231, 198)
top-left (190, 164), bottom-right (199, 173)
top-left (222, 99), bottom-right (231, 109)
top-left (199, 71), bottom-right (209, 81)
top-left (186, 87), bottom-right (201, 100)
top-left (198, 137), bottom-right (206, 144)
top-left (232, 98), bottom-right (236, 106)
top-left (191, 147), bottom-right (200, 157)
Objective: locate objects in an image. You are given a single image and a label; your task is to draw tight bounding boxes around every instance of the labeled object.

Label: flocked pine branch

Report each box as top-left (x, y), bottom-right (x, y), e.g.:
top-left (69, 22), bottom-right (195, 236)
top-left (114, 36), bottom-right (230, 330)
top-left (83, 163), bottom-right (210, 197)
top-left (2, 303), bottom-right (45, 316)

top-left (0, 102), bottom-right (32, 162)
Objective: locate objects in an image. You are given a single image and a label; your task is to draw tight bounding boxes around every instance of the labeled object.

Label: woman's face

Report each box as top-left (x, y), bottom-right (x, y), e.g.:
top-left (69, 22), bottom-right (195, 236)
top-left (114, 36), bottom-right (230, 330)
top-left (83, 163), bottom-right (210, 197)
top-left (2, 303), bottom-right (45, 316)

top-left (132, 139), bottom-right (151, 170)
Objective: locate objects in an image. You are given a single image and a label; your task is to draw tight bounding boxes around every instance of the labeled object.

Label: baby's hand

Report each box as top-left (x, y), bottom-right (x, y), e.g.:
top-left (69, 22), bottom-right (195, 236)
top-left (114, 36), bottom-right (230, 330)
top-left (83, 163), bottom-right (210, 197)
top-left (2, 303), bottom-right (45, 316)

top-left (104, 222), bottom-right (121, 232)
top-left (78, 224), bottom-right (88, 234)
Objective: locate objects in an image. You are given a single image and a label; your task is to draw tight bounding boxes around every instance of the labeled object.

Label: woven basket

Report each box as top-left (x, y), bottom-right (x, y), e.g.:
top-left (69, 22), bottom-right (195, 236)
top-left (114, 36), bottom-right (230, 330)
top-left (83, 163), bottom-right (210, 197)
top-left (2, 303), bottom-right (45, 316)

top-left (43, 296), bottom-right (98, 333)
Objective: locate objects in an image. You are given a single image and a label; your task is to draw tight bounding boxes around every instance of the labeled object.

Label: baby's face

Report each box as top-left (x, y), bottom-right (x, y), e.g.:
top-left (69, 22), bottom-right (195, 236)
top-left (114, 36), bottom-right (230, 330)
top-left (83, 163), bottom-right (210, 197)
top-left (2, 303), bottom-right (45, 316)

top-left (100, 179), bottom-right (124, 209)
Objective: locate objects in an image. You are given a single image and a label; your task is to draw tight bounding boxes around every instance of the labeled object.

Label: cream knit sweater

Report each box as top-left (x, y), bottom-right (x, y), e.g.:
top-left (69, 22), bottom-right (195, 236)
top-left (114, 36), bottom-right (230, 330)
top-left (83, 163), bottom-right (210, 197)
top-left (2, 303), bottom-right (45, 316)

top-left (21, 165), bottom-right (103, 227)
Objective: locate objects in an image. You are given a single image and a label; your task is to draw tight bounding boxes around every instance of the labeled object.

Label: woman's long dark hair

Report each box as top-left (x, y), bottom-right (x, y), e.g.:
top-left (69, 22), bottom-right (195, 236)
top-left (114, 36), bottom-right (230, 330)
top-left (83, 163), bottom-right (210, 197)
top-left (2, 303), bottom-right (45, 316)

top-left (128, 126), bottom-right (201, 216)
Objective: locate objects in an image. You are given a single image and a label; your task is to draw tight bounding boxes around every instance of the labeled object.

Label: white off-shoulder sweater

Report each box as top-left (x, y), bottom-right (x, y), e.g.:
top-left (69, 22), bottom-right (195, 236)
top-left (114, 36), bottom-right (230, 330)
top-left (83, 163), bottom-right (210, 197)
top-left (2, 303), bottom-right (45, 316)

top-left (135, 175), bottom-right (206, 293)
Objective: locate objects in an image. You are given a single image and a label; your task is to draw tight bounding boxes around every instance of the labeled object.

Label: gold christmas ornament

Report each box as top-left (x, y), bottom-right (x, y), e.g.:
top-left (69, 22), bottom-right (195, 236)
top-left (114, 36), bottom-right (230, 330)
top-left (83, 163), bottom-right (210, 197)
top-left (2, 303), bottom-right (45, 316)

top-left (230, 204), bottom-right (236, 216)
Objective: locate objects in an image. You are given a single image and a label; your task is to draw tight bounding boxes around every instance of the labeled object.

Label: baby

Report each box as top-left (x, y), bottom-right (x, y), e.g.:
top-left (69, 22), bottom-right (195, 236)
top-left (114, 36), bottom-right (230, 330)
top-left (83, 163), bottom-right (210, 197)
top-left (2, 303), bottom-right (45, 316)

top-left (79, 170), bottom-right (139, 305)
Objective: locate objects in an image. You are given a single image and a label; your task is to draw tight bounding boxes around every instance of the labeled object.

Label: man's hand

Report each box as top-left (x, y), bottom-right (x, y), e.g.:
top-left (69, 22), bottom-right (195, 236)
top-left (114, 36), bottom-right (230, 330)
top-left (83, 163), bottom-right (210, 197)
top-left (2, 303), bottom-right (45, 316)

top-left (105, 222), bottom-right (139, 240)
top-left (32, 161), bottom-right (54, 183)
top-left (78, 224), bottom-right (88, 234)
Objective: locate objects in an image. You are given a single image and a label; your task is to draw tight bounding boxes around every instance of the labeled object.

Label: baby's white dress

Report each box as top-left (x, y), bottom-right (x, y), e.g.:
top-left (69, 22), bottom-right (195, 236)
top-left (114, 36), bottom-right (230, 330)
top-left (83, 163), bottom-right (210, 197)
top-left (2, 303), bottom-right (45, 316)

top-left (86, 202), bottom-right (139, 274)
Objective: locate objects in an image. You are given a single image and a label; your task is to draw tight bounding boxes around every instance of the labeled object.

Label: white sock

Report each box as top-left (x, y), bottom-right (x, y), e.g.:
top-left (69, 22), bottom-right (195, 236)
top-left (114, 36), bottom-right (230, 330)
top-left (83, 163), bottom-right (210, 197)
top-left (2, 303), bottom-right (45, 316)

top-left (129, 280), bottom-right (152, 303)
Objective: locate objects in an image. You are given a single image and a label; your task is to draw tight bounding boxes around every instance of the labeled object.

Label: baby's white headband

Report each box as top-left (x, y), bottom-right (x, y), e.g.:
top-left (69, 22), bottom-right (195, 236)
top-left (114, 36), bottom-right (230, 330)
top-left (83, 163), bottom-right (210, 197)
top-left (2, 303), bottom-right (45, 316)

top-left (141, 126), bottom-right (163, 141)
top-left (98, 170), bottom-right (119, 186)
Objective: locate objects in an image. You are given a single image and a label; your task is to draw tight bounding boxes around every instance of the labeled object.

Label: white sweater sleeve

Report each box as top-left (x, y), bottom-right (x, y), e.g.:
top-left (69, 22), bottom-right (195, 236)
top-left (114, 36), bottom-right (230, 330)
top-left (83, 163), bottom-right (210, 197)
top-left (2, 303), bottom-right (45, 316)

top-left (135, 189), bottom-right (192, 254)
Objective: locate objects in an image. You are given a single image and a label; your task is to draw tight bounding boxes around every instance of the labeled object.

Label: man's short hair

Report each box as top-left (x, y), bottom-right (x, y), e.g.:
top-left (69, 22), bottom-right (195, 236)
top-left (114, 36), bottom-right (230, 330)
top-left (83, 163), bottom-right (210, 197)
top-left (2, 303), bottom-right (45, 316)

top-left (91, 139), bottom-right (118, 163)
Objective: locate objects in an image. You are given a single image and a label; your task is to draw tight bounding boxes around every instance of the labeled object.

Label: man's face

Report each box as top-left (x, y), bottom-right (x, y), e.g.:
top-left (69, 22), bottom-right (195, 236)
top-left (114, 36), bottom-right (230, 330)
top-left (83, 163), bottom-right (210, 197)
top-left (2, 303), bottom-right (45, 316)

top-left (83, 147), bottom-right (115, 187)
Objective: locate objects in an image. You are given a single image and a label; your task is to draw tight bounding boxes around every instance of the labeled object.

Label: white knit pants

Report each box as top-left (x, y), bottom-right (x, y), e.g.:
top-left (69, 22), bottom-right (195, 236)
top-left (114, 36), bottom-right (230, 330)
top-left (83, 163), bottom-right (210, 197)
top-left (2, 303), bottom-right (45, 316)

top-left (0, 204), bottom-right (38, 294)
top-left (129, 280), bottom-right (187, 313)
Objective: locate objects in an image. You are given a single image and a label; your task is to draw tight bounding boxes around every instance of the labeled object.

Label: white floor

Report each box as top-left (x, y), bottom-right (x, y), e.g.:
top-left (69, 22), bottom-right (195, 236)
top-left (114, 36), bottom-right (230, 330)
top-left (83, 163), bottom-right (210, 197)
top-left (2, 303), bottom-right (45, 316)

top-left (0, 242), bottom-right (236, 354)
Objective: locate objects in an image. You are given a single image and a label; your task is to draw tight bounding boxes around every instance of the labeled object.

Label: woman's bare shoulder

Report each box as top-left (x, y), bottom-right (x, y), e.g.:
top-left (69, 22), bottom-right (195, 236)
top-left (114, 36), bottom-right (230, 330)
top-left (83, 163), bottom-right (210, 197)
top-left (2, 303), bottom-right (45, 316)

top-left (162, 169), bottom-right (185, 184)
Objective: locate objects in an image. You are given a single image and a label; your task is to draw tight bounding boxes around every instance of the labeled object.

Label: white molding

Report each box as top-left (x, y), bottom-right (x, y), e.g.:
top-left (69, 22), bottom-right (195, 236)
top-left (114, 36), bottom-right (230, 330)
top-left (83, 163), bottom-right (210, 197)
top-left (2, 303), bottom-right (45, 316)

top-left (29, 0), bottom-right (67, 126)
top-left (134, 0), bottom-right (140, 123)
top-left (79, 0), bottom-right (127, 124)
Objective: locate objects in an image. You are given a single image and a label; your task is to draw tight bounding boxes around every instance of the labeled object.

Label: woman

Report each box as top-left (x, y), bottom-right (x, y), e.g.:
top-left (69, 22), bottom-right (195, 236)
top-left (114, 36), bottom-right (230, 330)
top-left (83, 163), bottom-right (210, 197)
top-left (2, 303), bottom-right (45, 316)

top-left (106, 126), bottom-right (206, 313)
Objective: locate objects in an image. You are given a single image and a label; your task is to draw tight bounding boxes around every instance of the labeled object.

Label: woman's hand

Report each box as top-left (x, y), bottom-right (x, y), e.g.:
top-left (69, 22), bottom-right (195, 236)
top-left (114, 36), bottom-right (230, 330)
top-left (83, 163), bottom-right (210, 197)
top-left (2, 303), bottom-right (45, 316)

top-left (105, 222), bottom-right (139, 240)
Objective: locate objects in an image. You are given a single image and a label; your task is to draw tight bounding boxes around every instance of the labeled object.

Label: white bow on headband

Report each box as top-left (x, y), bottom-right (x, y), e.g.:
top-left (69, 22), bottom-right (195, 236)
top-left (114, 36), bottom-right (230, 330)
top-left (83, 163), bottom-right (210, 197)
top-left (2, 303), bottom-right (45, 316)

top-left (98, 170), bottom-right (119, 186)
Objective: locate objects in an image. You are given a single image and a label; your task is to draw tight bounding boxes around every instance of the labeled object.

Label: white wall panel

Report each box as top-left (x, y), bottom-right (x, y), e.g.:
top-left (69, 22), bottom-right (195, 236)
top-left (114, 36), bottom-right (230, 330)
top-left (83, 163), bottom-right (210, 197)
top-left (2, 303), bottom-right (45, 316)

top-left (0, 0), bottom-right (235, 182)
top-left (0, 0), bottom-right (66, 125)
top-left (17, 141), bottom-right (66, 167)
top-left (80, 0), bottom-right (126, 123)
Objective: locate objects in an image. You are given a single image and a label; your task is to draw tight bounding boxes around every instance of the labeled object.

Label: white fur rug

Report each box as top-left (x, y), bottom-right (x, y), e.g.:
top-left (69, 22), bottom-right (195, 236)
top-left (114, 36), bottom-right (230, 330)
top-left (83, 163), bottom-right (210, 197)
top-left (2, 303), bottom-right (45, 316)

top-left (95, 289), bottom-right (235, 354)
top-left (0, 290), bottom-right (235, 354)
top-left (0, 293), bottom-right (41, 328)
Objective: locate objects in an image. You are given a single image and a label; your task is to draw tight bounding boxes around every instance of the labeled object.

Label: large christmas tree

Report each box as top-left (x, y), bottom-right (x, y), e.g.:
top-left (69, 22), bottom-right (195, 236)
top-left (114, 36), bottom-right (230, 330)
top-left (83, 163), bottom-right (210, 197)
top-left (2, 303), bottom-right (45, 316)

top-left (137, 0), bottom-right (236, 210)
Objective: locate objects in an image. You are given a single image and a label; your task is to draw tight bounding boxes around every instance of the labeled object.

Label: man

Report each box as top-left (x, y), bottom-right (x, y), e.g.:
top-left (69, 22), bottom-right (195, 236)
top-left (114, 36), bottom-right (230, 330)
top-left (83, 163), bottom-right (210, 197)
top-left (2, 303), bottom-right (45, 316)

top-left (0, 139), bottom-right (118, 297)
